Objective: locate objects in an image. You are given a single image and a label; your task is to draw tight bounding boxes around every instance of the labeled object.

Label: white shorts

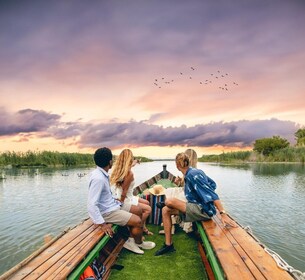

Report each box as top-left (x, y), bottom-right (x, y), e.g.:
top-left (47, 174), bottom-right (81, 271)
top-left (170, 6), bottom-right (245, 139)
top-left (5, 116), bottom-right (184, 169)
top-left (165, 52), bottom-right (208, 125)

top-left (126, 195), bottom-right (139, 206)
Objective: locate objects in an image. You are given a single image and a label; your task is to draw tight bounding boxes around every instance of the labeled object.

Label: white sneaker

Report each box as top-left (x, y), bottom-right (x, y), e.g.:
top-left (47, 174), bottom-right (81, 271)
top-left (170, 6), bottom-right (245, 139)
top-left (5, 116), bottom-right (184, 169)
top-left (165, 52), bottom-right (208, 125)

top-left (159, 225), bottom-right (175, 235)
top-left (123, 238), bottom-right (144, 254)
top-left (137, 241), bottom-right (156, 250)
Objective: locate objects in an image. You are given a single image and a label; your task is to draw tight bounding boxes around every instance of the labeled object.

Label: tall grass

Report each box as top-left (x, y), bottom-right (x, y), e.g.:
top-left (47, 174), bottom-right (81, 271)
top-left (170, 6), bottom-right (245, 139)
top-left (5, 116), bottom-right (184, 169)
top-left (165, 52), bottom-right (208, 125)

top-left (199, 151), bottom-right (252, 163)
top-left (0, 151), bottom-right (94, 167)
top-left (0, 151), bottom-right (153, 167)
top-left (199, 147), bottom-right (305, 163)
top-left (264, 146), bottom-right (305, 163)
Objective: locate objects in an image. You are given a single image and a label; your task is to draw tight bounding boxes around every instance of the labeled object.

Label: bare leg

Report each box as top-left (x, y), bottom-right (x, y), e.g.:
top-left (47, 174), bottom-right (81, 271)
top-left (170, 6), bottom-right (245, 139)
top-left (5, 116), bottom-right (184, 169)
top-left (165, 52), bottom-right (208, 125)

top-left (165, 198), bottom-right (187, 213)
top-left (129, 204), bottom-right (143, 219)
top-left (138, 200), bottom-right (152, 234)
top-left (163, 198), bottom-right (186, 245)
top-left (126, 214), bottom-right (143, 244)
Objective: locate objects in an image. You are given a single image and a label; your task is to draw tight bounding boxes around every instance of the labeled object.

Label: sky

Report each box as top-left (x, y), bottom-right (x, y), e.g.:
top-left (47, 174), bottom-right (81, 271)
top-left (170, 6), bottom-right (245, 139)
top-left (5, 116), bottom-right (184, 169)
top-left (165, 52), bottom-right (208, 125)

top-left (0, 0), bottom-right (305, 158)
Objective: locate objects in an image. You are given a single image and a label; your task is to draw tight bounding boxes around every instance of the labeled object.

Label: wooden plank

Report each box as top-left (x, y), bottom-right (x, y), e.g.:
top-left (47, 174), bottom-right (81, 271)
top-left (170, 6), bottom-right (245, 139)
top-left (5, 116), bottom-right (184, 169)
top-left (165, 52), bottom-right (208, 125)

top-left (202, 218), bottom-right (257, 279)
top-left (212, 216), bottom-right (266, 280)
top-left (196, 222), bottom-right (225, 280)
top-left (21, 221), bottom-right (97, 279)
top-left (213, 215), bottom-right (294, 280)
top-left (48, 229), bottom-right (103, 279)
top-left (198, 242), bottom-right (216, 280)
top-left (67, 226), bottom-right (123, 280)
top-left (51, 231), bottom-right (110, 279)
top-left (5, 219), bottom-right (94, 280)
top-left (146, 178), bottom-right (157, 186)
top-left (0, 230), bottom-right (67, 280)
top-left (30, 226), bottom-right (103, 279)
top-left (102, 239), bottom-right (125, 279)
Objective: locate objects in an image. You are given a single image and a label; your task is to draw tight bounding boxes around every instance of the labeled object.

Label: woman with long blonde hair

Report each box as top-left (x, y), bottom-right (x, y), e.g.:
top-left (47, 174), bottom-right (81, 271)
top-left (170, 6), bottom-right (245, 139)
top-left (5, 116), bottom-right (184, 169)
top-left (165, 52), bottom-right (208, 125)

top-left (159, 149), bottom-right (198, 235)
top-left (110, 149), bottom-right (153, 235)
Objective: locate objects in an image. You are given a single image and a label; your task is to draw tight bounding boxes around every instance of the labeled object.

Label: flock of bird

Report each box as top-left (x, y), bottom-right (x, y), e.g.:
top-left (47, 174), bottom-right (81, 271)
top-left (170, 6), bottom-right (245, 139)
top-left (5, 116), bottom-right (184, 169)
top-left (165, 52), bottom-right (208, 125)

top-left (153, 67), bottom-right (239, 93)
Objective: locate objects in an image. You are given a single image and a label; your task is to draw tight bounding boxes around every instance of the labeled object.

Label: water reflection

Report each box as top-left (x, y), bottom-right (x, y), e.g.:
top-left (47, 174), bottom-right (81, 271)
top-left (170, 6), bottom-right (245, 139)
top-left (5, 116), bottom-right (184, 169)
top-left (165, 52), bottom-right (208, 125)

top-left (251, 163), bottom-right (305, 176)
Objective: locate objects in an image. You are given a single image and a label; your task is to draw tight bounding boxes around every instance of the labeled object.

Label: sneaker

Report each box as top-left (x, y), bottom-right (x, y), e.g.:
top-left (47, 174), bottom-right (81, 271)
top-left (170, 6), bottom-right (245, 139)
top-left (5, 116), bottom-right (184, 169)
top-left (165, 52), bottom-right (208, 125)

top-left (137, 241), bottom-right (156, 250)
top-left (156, 202), bottom-right (166, 209)
top-left (123, 238), bottom-right (144, 254)
top-left (154, 243), bottom-right (176, 256)
top-left (158, 225), bottom-right (175, 235)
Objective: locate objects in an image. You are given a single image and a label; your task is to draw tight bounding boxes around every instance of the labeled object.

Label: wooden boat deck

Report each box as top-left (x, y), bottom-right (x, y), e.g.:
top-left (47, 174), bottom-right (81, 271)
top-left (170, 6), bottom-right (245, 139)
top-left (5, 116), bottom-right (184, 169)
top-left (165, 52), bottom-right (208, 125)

top-left (197, 213), bottom-right (294, 280)
top-left (0, 219), bottom-right (125, 280)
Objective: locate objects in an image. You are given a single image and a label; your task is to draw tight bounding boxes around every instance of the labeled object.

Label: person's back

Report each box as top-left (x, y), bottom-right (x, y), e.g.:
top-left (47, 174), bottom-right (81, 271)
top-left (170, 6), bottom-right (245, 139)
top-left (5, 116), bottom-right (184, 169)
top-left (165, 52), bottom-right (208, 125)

top-left (88, 167), bottom-right (120, 222)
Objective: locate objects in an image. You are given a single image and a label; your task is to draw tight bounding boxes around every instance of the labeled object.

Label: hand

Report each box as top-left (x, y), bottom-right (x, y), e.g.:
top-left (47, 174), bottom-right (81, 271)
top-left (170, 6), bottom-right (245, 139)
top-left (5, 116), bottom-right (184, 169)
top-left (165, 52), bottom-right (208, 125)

top-left (100, 223), bottom-right (114, 237)
top-left (174, 176), bottom-right (183, 186)
top-left (132, 159), bottom-right (140, 167)
top-left (220, 214), bottom-right (238, 228)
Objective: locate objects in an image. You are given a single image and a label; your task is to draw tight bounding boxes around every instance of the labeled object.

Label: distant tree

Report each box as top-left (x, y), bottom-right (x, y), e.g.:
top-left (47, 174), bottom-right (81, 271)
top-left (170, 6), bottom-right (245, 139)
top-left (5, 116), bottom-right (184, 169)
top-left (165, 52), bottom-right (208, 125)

top-left (253, 136), bottom-right (290, 156)
top-left (295, 128), bottom-right (305, 147)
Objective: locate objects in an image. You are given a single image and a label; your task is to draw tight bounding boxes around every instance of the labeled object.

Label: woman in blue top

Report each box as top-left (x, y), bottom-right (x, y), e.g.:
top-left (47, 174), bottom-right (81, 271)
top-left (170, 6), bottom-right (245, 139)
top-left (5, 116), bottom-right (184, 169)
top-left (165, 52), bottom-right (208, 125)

top-left (155, 152), bottom-right (236, 256)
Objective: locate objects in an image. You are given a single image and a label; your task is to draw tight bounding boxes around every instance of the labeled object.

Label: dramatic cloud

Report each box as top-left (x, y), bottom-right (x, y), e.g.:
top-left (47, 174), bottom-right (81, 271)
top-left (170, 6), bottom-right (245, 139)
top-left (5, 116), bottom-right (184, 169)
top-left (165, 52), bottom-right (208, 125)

top-left (0, 106), bottom-right (300, 151)
top-left (0, 108), bottom-right (61, 136)
top-left (76, 118), bottom-right (299, 149)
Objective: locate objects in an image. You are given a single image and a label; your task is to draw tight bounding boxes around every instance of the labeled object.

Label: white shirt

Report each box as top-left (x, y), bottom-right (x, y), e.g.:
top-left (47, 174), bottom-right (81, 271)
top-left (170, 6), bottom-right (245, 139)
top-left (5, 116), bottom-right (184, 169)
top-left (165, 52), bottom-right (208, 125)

top-left (112, 180), bottom-right (139, 205)
top-left (87, 166), bottom-right (121, 224)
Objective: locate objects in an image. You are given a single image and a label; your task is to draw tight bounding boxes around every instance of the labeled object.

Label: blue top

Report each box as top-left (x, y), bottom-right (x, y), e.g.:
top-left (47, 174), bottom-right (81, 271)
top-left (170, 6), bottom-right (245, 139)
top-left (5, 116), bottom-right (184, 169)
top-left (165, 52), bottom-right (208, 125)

top-left (87, 167), bottom-right (121, 224)
top-left (184, 167), bottom-right (219, 217)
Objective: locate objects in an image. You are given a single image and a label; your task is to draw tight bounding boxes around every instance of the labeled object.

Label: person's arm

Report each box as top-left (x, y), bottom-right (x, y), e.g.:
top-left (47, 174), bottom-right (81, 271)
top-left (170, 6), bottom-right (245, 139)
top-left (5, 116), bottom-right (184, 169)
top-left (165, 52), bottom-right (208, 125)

top-left (174, 176), bottom-right (183, 187)
top-left (214, 200), bottom-right (237, 227)
top-left (87, 178), bottom-right (105, 224)
top-left (131, 158), bottom-right (140, 167)
top-left (87, 178), bottom-right (114, 236)
top-left (119, 171), bottom-right (134, 202)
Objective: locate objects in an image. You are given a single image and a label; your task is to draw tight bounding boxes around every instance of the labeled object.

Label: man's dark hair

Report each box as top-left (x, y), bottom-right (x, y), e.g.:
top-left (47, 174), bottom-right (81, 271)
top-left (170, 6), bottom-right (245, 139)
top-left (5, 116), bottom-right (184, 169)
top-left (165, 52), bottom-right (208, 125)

top-left (94, 147), bottom-right (113, 168)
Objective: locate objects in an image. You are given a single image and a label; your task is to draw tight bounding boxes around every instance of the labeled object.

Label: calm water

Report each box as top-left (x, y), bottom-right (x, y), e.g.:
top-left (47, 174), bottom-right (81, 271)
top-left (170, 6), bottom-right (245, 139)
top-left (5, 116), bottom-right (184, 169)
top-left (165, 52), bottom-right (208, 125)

top-left (0, 162), bottom-right (305, 275)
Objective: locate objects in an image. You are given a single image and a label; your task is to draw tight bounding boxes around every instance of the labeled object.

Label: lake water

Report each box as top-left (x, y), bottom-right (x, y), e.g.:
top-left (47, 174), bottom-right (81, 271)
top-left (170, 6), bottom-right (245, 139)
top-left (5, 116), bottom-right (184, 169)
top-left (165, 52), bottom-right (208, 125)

top-left (0, 162), bottom-right (305, 275)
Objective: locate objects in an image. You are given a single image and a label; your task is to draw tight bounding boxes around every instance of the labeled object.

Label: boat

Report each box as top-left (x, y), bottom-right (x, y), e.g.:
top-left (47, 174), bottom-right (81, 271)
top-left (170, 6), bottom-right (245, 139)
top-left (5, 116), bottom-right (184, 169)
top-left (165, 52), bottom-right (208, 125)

top-left (0, 165), bottom-right (304, 280)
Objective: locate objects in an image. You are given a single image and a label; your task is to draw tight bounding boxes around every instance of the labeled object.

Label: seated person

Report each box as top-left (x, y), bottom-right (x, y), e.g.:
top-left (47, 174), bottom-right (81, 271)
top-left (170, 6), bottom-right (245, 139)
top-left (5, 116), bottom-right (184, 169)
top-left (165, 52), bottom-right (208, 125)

top-left (87, 147), bottom-right (155, 254)
top-left (110, 148), bottom-right (153, 235)
top-left (155, 152), bottom-right (236, 256)
top-left (159, 148), bottom-right (198, 234)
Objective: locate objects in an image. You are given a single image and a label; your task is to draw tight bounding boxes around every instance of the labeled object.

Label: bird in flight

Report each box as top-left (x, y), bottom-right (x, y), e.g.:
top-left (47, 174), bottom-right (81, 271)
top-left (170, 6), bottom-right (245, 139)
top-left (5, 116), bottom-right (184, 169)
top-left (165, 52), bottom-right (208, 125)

top-left (152, 67), bottom-right (239, 94)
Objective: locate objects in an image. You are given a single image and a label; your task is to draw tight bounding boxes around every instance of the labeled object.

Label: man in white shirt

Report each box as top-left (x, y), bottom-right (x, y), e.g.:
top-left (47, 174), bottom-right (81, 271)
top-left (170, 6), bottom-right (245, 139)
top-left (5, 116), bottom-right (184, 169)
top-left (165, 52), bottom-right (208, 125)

top-left (87, 147), bottom-right (155, 254)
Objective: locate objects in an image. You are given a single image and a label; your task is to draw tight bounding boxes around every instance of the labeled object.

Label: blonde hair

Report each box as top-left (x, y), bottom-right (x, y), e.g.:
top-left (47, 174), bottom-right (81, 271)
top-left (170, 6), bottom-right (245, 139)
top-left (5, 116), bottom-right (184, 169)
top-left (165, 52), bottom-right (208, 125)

top-left (110, 149), bottom-right (133, 187)
top-left (175, 152), bottom-right (190, 169)
top-left (185, 148), bottom-right (198, 168)
top-left (175, 149), bottom-right (198, 187)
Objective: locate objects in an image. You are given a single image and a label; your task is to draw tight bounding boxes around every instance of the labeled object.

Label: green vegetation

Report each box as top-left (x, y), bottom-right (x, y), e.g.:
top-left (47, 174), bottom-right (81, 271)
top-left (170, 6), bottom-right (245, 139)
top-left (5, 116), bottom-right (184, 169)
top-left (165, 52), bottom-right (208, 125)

top-left (109, 225), bottom-right (207, 280)
top-left (199, 128), bottom-right (305, 163)
top-left (0, 151), bottom-right (95, 167)
top-left (254, 146), bottom-right (305, 163)
top-left (135, 156), bottom-right (153, 163)
top-left (199, 151), bottom-right (252, 163)
top-left (253, 136), bottom-right (289, 156)
top-left (295, 128), bottom-right (305, 147)
top-left (0, 151), bottom-right (153, 167)
top-left (199, 147), bottom-right (305, 163)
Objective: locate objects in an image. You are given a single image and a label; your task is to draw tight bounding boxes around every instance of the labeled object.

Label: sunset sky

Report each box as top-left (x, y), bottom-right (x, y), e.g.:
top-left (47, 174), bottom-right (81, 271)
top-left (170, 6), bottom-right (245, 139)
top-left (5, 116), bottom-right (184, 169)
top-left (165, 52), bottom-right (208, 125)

top-left (1, 0), bottom-right (305, 158)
